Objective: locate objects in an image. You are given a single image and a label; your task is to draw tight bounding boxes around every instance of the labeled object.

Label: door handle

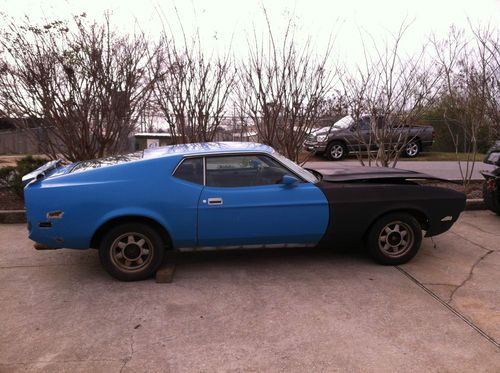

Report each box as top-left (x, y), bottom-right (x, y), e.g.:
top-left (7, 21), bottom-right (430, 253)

top-left (207, 197), bottom-right (223, 205)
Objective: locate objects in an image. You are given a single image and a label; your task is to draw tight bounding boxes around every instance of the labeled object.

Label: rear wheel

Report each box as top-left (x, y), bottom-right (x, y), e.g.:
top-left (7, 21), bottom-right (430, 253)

top-left (326, 141), bottom-right (348, 161)
top-left (99, 223), bottom-right (165, 281)
top-left (366, 213), bottom-right (422, 265)
top-left (404, 141), bottom-right (420, 158)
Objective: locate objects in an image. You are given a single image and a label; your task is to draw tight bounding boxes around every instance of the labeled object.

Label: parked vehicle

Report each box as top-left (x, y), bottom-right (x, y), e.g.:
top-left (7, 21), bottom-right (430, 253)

top-left (23, 142), bottom-right (465, 281)
top-left (304, 115), bottom-right (435, 160)
top-left (481, 141), bottom-right (500, 215)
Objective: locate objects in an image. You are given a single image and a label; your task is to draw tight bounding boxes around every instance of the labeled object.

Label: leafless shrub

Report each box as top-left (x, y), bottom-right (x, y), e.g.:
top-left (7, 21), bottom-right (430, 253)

top-left (153, 24), bottom-right (236, 144)
top-left (340, 21), bottom-right (440, 167)
top-left (471, 24), bottom-right (500, 140)
top-left (0, 14), bottom-right (160, 161)
top-left (237, 10), bottom-right (335, 162)
top-left (432, 25), bottom-right (495, 190)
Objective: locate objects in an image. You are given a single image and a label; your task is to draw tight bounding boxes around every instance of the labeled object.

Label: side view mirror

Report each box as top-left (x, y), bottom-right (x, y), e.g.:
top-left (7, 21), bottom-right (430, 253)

top-left (281, 175), bottom-right (299, 186)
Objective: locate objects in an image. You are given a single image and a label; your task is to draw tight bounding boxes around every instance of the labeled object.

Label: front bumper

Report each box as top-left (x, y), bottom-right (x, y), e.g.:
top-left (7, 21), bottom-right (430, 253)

top-left (425, 195), bottom-right (466, 237)
top-left (304, 141), bottom-right (327, 152)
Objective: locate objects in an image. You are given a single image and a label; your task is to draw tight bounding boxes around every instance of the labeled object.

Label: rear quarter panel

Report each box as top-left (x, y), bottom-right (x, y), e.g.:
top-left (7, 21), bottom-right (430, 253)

top-left (24, 156), bottom-right (201, 249)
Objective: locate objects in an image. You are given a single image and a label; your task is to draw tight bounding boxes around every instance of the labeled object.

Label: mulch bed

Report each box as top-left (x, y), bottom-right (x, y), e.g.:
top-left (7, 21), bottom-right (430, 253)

top-left (0, 188), bottom-right (25, 210)
top-left (424, 180), bottom-right (483, 199)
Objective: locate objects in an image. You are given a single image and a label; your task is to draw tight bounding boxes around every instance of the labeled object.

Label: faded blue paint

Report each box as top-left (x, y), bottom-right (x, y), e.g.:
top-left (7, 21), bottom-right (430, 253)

top-left (198, 183), bottom-right (329, 246)
top-left (24, 142), bottom-right (330, 250)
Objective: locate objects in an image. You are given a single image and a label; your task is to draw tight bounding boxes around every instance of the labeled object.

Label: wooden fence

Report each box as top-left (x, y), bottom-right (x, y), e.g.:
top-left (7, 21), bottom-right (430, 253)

top-left (0, 127), bottom-right (135, 155)
top-left (0, 128), bottom-right (47, 154)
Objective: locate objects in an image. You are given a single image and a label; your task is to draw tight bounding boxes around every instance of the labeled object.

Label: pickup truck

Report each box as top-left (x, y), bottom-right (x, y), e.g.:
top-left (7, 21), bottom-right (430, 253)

top-left (304, 115), bottom-right (435, 160)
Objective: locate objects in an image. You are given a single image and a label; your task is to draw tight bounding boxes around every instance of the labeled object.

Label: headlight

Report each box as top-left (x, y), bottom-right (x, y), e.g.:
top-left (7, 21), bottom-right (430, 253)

top-left (316, 135), bottom-right (327, 142)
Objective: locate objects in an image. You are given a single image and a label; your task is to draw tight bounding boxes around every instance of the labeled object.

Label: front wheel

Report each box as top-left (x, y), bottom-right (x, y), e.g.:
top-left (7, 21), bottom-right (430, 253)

top-left (99, 223), bottom-right (165, 281)
top-left (366, 213), bottom-right (422, 265)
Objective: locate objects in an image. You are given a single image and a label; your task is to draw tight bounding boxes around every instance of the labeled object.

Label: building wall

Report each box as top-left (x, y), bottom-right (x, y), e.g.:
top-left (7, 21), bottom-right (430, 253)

top-left (0, 128), bottom-right (46, 154)
top-left (134, 137), bottom-right (173, 151)
top-left (0, 127), bottom-right (135, 155)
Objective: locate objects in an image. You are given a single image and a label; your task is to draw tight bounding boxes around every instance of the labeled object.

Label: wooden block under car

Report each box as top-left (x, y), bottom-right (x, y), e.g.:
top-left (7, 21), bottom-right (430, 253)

top-left (155, 262), bottom-right (176, 283)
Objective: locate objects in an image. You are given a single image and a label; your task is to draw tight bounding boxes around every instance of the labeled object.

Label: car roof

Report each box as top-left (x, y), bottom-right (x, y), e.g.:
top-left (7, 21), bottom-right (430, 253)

top-left (143, 142), bottom-right (274, 159)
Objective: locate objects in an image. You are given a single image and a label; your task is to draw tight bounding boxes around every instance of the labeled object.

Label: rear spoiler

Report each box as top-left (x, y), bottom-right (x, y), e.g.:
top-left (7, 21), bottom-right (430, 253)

top-left (22, 159), bottom-right (63, 186)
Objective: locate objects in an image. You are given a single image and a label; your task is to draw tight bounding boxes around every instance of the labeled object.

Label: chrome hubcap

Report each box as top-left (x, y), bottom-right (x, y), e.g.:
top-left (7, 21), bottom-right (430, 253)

top-left (406, 142), bottom-right (418, 156)
top-left (378, 221), bottom-right (414, 258)
top-left (330, 145), bottom-right (344, 159)
top-left (110, 233), bottom-right (153, 272)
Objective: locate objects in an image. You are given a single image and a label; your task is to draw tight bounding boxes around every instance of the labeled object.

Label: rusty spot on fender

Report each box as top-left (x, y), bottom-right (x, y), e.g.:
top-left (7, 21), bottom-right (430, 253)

top-left (47, 210), bottom-right (64, 219)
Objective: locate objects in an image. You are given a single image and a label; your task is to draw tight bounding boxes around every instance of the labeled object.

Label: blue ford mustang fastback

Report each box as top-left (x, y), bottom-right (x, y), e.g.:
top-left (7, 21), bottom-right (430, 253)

top-left (23, 142), bottom-right (466, 281)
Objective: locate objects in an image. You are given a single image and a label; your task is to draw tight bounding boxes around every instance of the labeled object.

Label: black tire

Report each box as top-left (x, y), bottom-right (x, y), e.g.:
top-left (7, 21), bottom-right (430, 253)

top-left (482, 181), bottom-right (500, 215)
top-left (366, 213), bottom-right (422, 265)
top-left (99, 223), bottom-right (165, 281)
top-left (404, 141), bottom-right (420, 158)
top-left (326, 141), bottom-right (348, 161)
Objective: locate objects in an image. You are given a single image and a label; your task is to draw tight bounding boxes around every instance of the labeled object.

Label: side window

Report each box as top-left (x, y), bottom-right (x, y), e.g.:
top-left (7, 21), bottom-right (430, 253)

top-left (358, 117), bottom-right (370, 130)
top-left (377, 116), bottom-right (385, 129)
top-left (206, 155), bottom-right (296, 187)
top-left (173, 157), bottom-right (203, 185)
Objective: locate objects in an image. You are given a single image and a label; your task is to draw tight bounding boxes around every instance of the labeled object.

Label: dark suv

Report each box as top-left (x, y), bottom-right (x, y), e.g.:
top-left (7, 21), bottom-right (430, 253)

top-left (304, 115), bottom-right (435, 160)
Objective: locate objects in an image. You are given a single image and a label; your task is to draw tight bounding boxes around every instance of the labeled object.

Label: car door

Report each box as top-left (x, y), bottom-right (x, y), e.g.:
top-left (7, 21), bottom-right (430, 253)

top-left (360, 116), bottom-right (378, 150)
top-left (346, 116), bottom-right (373, 151)
top-left (197, 153), bottom-right (329, 247)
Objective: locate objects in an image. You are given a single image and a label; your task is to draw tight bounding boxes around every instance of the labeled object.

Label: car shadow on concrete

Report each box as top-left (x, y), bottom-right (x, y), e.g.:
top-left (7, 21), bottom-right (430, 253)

top-left (163, 245), bottom-right (372, 270)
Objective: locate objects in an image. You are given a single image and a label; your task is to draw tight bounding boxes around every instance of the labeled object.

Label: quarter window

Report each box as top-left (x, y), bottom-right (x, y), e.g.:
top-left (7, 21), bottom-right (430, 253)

top-left (205, 155), bottom-right (296, 187)
top-left (173, 157), bottom-right (203, 185)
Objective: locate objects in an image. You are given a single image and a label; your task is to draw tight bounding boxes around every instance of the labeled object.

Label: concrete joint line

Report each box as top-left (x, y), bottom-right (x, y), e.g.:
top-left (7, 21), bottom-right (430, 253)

top-left (0, 263), bottom-right (99, 270)
top-left (0, 358), bottom-right (122, 366)
top-left (395, 266), bottom-right (500, 350)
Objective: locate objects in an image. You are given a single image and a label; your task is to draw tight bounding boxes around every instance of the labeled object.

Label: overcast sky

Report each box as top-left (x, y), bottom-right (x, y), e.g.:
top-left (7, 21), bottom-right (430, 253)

top-left (1, 0), bottom-right (499, 66)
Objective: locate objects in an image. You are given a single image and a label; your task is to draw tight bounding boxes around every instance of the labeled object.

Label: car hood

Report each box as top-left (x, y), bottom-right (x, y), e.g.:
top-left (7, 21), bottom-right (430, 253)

top-left (308, 165), bottom-right (450, 183)
top-left (310, 126), bottom-right (345, 137)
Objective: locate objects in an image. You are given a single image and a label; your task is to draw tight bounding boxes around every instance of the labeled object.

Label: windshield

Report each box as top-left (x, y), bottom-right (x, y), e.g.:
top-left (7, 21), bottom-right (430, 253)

top-left (272, 151), bottom-right (319, 183)
top-left (332, 115), bottom-right (354, 129)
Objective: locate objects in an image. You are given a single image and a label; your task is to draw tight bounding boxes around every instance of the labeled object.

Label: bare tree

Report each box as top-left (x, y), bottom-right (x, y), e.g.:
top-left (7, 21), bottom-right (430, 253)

top-left (432, 26), bottom-right (494, 190)
top-left (0, 14), bottom-right (160, 161)
top-left (471, 24), bottom-right (500, 140)
top-left (227, 103), bottom-right (254, 142)
top-left (238, 10), bottom-right (335, 162)
top-left (153, 27), bottom-right (236, 144)
top-left (340, 21), bottom-right (440, 167)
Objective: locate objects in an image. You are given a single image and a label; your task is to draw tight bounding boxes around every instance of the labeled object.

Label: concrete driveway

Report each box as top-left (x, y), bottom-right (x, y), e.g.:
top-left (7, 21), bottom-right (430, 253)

top-left (1, 211), bottom-right (499, 372)
top-left (304, 160), bottom-right (496, 180)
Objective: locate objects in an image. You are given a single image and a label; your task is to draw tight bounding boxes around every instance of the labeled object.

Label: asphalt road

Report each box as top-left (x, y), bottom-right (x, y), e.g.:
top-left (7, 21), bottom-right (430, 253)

top-left (1, 211), bottom-right (499, 372)
top-left (305, 160), bottom-right (496, 180)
